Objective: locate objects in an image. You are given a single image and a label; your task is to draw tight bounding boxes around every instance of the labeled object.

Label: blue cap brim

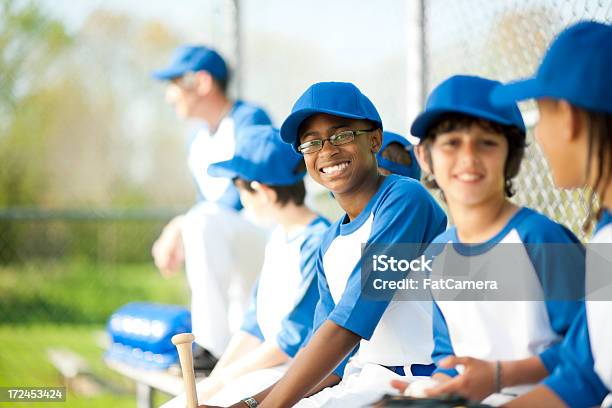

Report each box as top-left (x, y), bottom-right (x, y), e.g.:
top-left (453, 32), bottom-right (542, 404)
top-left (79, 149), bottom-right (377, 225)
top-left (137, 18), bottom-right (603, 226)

top-left (151, 67), bottom-right (187, 81)
top-left (490, 78), bottom-right (543, 107)
top-left (207, 160), bottom-right (240, 180)
top-left (208, 158), bottom-right (306, 186)
top-left (411, 106), bottom-right (525, 139)
top-left (380, 132), bottom-right (411, 150)
top-left (280, 108), bottom-right (382, 152)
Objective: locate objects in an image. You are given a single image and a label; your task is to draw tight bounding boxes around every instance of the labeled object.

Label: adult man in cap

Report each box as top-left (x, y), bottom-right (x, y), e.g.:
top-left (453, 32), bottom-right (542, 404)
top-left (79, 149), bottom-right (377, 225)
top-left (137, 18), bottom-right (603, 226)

top-left (152, 45), bottom-right (272, 370)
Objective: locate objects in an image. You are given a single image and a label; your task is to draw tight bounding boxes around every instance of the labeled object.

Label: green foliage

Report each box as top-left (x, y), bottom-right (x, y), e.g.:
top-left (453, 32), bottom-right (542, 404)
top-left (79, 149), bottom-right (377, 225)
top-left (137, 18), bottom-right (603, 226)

top-left (0, 259), bottom-right (189, 324)
top-left (0, 0), bottom-right (72, 206)
top-left (0, 0), bottom-right (72, 108)
top-left (0, 1), bottom-right (191, 210)
top-left (0, 90), bottom-right (53, 207)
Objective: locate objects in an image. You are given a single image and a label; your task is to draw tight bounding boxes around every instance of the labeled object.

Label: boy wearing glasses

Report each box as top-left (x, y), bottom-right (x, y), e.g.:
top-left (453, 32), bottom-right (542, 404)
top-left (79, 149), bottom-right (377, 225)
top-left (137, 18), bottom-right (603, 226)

top-left (202, 82), bottom-right (446, 408)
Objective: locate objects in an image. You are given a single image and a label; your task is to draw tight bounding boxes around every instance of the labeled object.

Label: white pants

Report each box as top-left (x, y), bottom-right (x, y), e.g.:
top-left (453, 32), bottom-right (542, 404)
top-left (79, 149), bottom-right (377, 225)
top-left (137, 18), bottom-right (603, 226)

top-left (207, 365), bottom-right (287, 406)
top-left (295, 363), bottom-right (406, 408)
top-left (181, 202), bottom-right (267, 357)
top-left (160, 366), bottom-right (287, 408)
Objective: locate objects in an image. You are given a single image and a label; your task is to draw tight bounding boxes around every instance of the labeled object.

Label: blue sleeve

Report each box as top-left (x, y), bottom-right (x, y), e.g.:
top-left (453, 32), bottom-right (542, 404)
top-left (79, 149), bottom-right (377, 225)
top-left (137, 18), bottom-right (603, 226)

top-left (431, 301), bottom-right (459, 377)
top-left (276, 222), bottom-right (328, 357)
top-left (520, 217), bottom-right (585, 373)
top-left (543, 307), bottom-right (609, 408)
top-left (240, 280), bottom-right (264, 341)
top-left (539, 343), bottom-right (561, 374)
top-left (327, 182), bottom-right (447, 340)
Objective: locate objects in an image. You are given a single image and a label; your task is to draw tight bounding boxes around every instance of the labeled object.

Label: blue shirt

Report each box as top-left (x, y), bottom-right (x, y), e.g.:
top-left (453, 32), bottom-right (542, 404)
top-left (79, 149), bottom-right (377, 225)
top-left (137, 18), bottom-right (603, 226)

top-left (310, 174), bottom-right (447, 377)
top-left (187, 100), bottom-right (271, 210)
top-left (544, 209), bottom-right (612, 407)
top-left (429, 207), bottom-right (584, 396)
top-left (240, 216), bottom-right (330, 358)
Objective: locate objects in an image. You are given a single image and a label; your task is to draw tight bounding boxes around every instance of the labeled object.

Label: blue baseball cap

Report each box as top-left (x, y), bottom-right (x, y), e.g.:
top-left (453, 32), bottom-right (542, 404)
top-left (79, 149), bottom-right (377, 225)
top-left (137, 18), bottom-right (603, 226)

top-left (411, 75), bottom-right (526, 139)
top-left (208, 125), bottom-right (306, 186)
top-left (152, 45), bottom-right (228, 81)
top-left (491, 21), bottom-right (612, 114)
top-left (280, 82), bottom-right (383, 152)
top-left (377, 131), bottom-right (421, 180)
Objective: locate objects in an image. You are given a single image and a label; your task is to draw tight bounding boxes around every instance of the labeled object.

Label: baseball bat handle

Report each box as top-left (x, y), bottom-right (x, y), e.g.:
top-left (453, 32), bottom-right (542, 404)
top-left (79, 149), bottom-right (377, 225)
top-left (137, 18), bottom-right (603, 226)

top-left (171, 333), bottom-right (198, 408)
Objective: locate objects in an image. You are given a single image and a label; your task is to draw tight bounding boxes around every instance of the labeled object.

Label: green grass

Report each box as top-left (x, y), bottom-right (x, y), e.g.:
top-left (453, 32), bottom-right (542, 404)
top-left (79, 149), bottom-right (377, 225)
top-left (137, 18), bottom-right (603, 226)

top-left (0, 324), bottom-right (173, 407)
top-left (0, 260), bottom-right (190, 407)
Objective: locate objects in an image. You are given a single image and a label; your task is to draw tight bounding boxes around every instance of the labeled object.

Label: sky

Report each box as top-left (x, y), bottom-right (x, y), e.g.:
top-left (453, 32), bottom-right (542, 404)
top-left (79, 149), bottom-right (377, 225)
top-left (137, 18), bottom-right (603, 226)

top-left (36, 0), bottom-right (415, 133)
top-left (39, 0), bottom-right (407, 55)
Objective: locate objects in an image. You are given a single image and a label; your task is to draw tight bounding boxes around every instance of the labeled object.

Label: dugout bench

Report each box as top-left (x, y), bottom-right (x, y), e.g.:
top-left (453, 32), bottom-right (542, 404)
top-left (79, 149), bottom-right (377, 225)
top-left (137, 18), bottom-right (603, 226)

top-left (105, 358), bottom-right (205, 408)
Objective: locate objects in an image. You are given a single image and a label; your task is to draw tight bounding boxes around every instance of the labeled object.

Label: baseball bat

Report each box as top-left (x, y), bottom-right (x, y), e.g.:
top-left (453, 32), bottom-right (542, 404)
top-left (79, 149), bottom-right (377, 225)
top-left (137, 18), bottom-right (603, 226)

top-left (171, 333), bottom-right (198, 408)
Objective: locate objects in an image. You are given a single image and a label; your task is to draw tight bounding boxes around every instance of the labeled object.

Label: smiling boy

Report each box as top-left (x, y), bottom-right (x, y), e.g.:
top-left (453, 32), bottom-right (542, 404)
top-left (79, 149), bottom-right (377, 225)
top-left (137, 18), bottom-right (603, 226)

top-left (391, 75), bottom-right (585, 404)
top-left (203, 82), bottom-right (447, 408)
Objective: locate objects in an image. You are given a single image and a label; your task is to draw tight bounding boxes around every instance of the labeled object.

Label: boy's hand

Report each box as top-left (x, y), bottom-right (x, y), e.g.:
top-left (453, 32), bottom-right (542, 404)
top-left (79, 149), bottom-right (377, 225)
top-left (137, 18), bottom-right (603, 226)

top-left (425, 356), bottom-right (496, 401)
top-left (390, 376), bottom-right (443, 397)
top-left (390, 379), bottom-right (409, 394)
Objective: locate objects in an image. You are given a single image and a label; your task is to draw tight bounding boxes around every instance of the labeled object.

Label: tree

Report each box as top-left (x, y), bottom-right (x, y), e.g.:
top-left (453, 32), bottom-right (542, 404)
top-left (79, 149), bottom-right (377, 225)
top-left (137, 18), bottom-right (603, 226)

top-left (0, 0), bottom-right (71, 206)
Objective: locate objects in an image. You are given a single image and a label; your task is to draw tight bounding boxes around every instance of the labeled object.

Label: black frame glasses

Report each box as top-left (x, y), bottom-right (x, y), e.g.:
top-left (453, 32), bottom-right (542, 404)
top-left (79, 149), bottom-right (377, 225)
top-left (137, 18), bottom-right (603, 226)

top-left (297, 128), bottom-right (376, 154)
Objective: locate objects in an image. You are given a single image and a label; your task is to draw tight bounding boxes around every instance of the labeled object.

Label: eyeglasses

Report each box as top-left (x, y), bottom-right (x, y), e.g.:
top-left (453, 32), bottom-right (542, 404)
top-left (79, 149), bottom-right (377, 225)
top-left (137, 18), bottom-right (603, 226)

top-left (297, 128), bottom-right (376, 154)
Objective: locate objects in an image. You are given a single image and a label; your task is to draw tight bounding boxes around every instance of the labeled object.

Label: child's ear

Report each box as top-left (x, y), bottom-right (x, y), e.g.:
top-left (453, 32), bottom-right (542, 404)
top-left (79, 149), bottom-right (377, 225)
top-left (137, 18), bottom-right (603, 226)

top-left (414, 144), bottom-right (433, 175)
top-left (559, 99), bottom-right (585, 143)
top-left (371, 129), bottom-right (383, 153)
top-left (251, 181), bottom-right (276, 204)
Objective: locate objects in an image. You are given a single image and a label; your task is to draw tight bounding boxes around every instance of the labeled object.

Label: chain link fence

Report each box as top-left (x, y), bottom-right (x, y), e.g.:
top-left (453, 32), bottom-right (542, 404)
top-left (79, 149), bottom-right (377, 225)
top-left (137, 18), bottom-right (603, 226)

top-left (0, 209), bottom-right (178, 264)
top-left (423, 0), bottom-right (612, 240)
top-left (0, 2), bottom-right (610, 404)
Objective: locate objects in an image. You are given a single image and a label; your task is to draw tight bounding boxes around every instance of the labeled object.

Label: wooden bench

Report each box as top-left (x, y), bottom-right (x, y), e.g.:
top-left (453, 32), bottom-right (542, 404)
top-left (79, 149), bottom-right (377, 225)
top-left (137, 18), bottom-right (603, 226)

top-left (47, 347), bottom-right (123, 398)
top-left (97, 329), bottom-right (205, 407)
top-left (47, 334), bottom-right (201, 408)
top-left (105, 358), bottom-right (187, 408)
